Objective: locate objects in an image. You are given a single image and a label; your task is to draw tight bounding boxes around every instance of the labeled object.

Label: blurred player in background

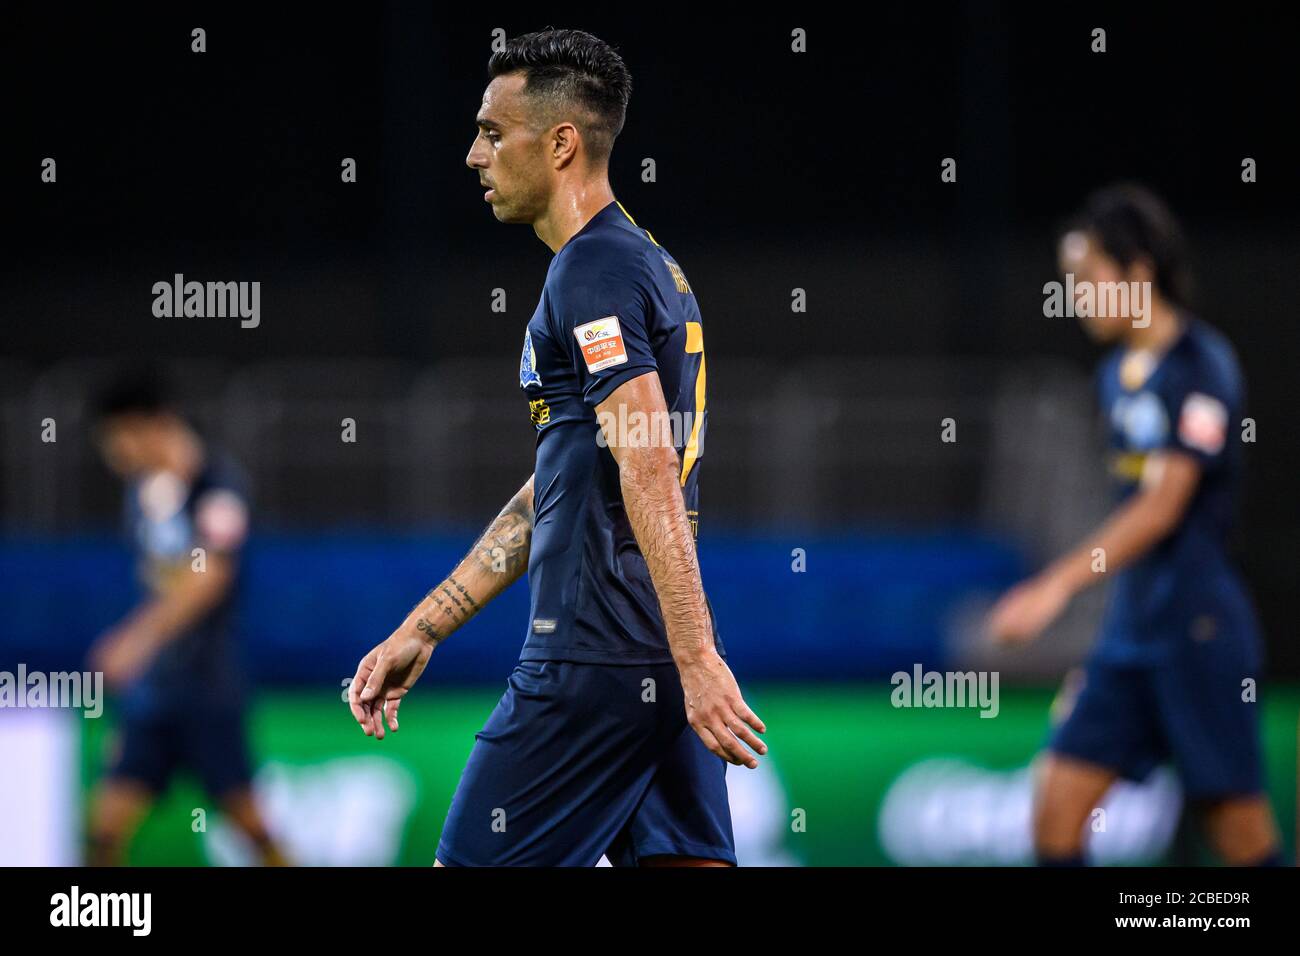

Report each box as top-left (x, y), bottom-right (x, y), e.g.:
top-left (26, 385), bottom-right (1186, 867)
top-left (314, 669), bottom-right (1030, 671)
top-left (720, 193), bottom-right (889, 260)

top-left (86, 369), bottom-right (285, 866)
top-left (988, 184), bottom-right (1285, 866)
top-left (349, 28), bottom-right (765, 866)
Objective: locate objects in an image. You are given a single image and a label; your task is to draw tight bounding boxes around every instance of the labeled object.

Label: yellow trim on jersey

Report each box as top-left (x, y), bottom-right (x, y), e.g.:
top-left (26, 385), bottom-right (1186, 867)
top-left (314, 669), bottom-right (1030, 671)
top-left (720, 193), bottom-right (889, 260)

top-left (617, 201), bottom-right (695, 480)
top-left (614, 200), bottom-right (660, 247)
top-left (1109, 451), bottom-right (1148, 481)
top-left (680, 321), bottom-right (706, 486)
top-left (684, 320), bottom-right (704, 353)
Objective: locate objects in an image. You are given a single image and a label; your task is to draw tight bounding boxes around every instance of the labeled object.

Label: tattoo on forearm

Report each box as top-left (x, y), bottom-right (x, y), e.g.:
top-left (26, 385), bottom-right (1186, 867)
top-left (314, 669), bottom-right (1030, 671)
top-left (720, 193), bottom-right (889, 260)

top-left (447, 576), bottom-right (481, 613)
top-left (428, 589), bottom-right (460, 624)
top-left (404, 477), bottom-right (534, 643)
top-left (439, 583), bottom-right (466, 616)
top-left (474, 486), bottom-right (534, 577)
top-left (415, 618), bottom-right (444, 645)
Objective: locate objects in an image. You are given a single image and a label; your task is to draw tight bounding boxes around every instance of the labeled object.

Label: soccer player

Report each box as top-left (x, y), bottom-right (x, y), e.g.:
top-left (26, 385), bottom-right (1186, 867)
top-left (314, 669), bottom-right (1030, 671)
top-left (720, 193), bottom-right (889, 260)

top-left (348, 28), bottom-right (766, 867)
top-left (987, 184), bottom-right (1285, 866)
top-left (86, 370), bottom-right (284, 866)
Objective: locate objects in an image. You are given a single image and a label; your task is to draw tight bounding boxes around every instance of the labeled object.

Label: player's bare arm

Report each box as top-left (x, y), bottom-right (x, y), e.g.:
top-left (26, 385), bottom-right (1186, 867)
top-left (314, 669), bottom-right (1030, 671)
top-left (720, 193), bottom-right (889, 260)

top-left (595, 371), bottom-right (767, 768)
top-left (349, 474), bottom-right (535, 738)
top-left (90, 551), bottom-right (237, 687)
top-left (988, 451), bottom-right (1201, 644)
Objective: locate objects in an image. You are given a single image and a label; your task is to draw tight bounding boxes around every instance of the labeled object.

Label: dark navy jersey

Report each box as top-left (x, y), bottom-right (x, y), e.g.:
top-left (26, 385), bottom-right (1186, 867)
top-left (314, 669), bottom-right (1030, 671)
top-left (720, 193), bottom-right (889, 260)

top-left (517, 200), bottom-right (723, 664)
top-left (122, 448), bottom-right (250, 714)
top-left (1093, 315), bottom-right (1260, 663)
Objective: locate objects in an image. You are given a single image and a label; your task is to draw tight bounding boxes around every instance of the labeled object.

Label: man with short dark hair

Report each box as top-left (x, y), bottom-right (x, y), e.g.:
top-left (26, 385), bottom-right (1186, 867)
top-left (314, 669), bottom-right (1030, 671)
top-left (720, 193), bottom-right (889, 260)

top-left (348, 28), bottom-right (765, 867)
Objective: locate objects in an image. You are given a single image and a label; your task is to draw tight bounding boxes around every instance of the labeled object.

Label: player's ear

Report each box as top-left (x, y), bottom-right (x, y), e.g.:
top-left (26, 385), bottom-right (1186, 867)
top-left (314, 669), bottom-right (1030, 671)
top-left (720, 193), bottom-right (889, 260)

top-left (551, 122), bottom-right (580, 168)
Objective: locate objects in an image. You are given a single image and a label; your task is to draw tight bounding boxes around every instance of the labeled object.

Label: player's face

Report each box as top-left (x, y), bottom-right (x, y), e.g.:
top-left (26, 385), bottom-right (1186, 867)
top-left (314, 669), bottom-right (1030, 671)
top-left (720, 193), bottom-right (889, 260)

top-left (466, 74), bottom-right (552, 224)
top-left (97, 415), bottom-right (166, 479)
top-left (1057, 230), bottom-right (1129, 342)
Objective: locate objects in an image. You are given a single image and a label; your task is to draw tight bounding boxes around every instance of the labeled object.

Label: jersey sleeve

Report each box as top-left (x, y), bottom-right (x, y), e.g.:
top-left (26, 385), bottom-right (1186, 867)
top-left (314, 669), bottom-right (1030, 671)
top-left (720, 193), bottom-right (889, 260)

top-left (550, 252), bottom-right (659, 407)
top-left (1158, 361), bottom-right (1232, 467)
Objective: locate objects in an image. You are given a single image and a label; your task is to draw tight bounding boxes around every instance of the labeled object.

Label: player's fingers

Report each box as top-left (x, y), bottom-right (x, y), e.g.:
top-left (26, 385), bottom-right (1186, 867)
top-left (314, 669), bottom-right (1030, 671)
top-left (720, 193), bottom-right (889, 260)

top-left (726, 712), bottom-right (767, 756)
top-left (385, 696), bottom-right (402, 733)
top-left (692, 724), bottom-right (733, 765)
top-left (733, 699), bottom-right (766, 736)
top-left (348, 699), bottom-right (368, 731)
top-left (347, 666), bottom-right (367, 703)
top-left (360, 654), bottom-right (391, 704)
top-left (349, 655), bottom-right (374, 701)
top-left (355, 681), bottom-right (382, 735)
top-left (708, 717), bottom-right (757, 768)
top-left (356, 699), bottom-right (374, 735)
top-left (348, 663), bottom-right (375, 728)
top-left (347, 677), bottom-right (369, 726)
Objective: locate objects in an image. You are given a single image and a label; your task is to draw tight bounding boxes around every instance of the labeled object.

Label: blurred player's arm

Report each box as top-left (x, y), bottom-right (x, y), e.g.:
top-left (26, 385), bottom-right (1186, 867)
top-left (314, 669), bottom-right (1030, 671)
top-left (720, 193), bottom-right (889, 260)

top-left (90, 488), bottom-right (250, 685)
top-left (988, 451), bottom-right (1201, 644)
top-left (91, 552), bottom-right (237, 686)
top-left (350, 474), bottom-right (534, 737)
top-left (596, 371), bottom-right (766, 768)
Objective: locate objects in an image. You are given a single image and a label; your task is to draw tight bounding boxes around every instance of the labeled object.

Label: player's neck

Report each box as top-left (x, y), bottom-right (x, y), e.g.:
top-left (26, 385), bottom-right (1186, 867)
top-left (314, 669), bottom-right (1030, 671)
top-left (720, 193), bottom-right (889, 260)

top-left (534, 178), bottom-right (616, 253)
top-left (1122, 297), bottom-right (1183, 354)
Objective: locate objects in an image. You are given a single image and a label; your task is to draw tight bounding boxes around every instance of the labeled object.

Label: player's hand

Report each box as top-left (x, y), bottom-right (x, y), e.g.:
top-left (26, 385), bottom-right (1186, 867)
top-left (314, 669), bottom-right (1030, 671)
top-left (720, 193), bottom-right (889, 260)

top-left (348, 628), bottom-right (435, 740)
top-left (676, 651), bottom-right (767, 768)
top-left (986, 574), bottom-right (1072, 646)
top-left (89, 627), bottom-right (158, 688)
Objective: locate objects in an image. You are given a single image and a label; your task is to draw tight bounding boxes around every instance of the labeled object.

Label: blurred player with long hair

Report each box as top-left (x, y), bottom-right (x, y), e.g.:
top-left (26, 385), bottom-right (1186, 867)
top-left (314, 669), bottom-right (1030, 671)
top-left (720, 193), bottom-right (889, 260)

top-left (988, 184), bottom-right (1285, 866)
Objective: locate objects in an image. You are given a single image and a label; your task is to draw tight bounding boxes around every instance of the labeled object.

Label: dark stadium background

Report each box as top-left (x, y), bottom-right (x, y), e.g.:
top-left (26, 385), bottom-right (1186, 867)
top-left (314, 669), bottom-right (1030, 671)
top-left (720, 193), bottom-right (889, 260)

top-left (3, 6), bottom-right (1297, 865)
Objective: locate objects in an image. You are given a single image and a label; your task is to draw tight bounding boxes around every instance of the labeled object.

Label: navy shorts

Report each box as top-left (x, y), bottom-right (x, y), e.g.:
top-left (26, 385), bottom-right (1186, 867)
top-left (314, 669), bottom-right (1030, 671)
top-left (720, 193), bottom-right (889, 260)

top-left (1050, 635), bottom-right (1265, 799)
top-left (109, 701), bottom-right (254, 799)
top-left (436, 660), bottom-right (736, 867)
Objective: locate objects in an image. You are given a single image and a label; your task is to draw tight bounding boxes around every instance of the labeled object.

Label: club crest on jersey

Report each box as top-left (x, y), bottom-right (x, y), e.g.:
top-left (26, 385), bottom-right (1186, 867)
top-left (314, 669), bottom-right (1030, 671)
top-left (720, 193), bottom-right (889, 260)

top-left (519, 329), bottom-right (542, 389)
top-left (574, 316), bottom-right (628, 373)
top-left (1111, 391), bottom-right (1168, 450)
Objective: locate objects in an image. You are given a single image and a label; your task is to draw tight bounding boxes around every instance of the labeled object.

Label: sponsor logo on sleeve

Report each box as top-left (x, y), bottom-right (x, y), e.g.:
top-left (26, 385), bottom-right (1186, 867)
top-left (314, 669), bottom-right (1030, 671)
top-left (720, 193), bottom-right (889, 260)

top-left (195, 489), bottom-right (250, 551)
top-left (573, 316), bottom-right (628, 373)
top-left (1178, 392), bottom-right (1228, 455)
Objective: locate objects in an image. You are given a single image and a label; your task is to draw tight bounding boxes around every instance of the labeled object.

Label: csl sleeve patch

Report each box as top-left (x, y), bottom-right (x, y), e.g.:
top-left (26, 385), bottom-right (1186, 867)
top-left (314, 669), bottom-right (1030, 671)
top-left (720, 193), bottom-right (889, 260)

top-left (195, 488), bottom-right (250, 551)
top-left (573, 316), bottom-right (628, 373)
top-left (1178, 392), bottom-right (1228, 456)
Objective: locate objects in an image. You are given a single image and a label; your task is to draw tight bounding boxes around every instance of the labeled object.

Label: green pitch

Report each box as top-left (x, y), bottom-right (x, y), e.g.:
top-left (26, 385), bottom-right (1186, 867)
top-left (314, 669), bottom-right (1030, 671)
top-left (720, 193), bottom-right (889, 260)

top-left (79, 685), bottom-right (1299, 866)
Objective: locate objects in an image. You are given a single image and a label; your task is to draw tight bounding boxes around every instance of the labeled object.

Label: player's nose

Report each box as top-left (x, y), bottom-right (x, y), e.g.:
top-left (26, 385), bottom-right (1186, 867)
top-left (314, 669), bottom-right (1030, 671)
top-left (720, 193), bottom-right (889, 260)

top-left (466, 141), bottom-right (487, 170)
